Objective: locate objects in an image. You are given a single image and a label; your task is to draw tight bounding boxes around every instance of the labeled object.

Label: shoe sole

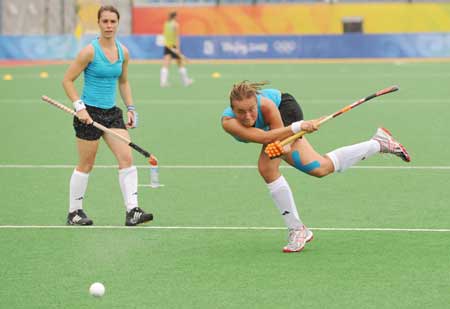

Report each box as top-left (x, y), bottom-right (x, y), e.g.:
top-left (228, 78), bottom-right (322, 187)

top-left (380, 127), bottom-right (411, 162)
top-left (125, 215), bottom-right (154, 226)
top-left (66, 221), bottom-right (93, 226)
top-left (283, 246), bottom-right (305, 253)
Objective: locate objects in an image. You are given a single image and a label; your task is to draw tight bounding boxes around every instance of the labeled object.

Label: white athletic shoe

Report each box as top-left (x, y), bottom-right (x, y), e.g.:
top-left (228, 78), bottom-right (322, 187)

top-left (160, 81), bottom-right (170, 88)
top-left (283, 226), bottom-right (313, 253)
top-left (306, 228), bottom-right (314, 243)
top-left (184, 78), bottom-right (194, 87)
top-left (372, 127), bottom-right (411, 162)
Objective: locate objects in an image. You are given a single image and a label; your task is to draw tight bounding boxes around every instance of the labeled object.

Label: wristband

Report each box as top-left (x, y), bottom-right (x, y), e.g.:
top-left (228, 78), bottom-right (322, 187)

top-left (127, 105), bottom-right (136, 112)
top-left (291, 121), bottom-right (304, 134)
top-left (73, 99), bottom-right (86, 112)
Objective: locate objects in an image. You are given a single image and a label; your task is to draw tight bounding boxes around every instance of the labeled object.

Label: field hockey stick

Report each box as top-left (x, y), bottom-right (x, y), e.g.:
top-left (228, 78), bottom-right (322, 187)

top-left (167, 46), bottom-right (188, 62)
top-left (265, 85), bottom-right (399, 158)
top-left (41, 95), bottom-right (157, 164)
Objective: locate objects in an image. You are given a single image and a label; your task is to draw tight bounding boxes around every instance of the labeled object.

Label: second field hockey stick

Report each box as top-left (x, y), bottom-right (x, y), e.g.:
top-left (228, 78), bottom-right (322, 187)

top-left (265, 85), bottom-right (399, 158)
top-left (41, 96), bottom-right (157, 164)
top-left (166, 46), bottom-right (188, 62)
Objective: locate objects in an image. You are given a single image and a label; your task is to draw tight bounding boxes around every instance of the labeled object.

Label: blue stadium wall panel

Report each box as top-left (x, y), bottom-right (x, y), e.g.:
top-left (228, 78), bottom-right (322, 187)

top-left (0, 35), bottom-right (79, 60)
top-left (1, 34), bottom-right (449, 60)
top-left (185, 34), bottom-right (450, 59)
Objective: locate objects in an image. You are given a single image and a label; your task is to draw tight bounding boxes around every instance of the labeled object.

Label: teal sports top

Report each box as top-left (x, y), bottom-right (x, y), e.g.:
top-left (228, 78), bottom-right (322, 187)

top-left (222, 88), bottom-right (282, 142)
top-left (81, 38), bottom-right (124, 109)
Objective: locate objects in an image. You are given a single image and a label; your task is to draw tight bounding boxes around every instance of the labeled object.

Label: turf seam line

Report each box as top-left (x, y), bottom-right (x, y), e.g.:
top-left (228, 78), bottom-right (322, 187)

top-left (0, 164), bottom-right (449, 170)
top-left (1, 98), bottom-right (449, 104)
top-left (0, 225), bottom-right (449, 232)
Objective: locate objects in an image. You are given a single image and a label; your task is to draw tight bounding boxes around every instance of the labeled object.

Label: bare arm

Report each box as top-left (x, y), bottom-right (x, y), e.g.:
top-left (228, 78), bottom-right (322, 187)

top-left (118, 46), bottom-right (133, 106)
top-left (174, 22), bottom-right (180, 50)
top-left (62, 45), bottom-right (93, 123)
top-left (118, 46), bottom-right (136, 128)
top-left (62, 45), bottom-right (93, 102)
top-left (222, 118), bottom-right (294, 144)
top-left (222, 98), bottom-right (291, 144)
top-left (222, 97), bottom-right (320, 144)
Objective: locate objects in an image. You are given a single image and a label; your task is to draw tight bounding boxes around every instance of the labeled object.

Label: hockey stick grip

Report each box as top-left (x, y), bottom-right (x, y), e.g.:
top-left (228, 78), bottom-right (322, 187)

top-left (42, 95), bottom-right (77, 116)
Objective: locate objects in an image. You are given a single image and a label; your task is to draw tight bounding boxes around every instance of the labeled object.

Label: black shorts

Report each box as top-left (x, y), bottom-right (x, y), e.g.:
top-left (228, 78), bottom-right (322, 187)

top-left (73, 105), bottom-right (126, 141)
top-left (279, 93), bottom-right (304, 126)
top-left (163, 46), bottom-right (181, 59)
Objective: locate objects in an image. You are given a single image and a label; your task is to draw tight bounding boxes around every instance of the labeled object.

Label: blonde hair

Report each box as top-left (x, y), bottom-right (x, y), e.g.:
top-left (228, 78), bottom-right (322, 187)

top-left (229, 81), bottom-right (269, 107)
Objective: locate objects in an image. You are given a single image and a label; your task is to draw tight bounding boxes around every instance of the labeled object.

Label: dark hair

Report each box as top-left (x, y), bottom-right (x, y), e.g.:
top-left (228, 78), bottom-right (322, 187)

top-left (229, 81), bottom-right (269, 108)
top-left (169, 11), bottom-right (177, 20)
top-left (97, 5), bottom-right (120, 22)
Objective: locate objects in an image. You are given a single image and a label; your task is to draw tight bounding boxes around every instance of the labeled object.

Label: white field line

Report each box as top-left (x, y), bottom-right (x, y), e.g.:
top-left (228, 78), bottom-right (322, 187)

top-left (0, 225), bottom-right (449, 232)
top-left (1, 57), bottom-right (449, 67)
top-left (0, 164), bottom-right (449, 170)
top-left (6, 72), bottom-right (450, 79)
top-left (1, 98), bottom-right (448, 105)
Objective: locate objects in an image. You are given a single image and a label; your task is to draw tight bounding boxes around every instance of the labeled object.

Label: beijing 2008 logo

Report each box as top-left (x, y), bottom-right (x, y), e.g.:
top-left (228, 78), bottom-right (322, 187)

top-left (273, 41), bottom-right (296, 54)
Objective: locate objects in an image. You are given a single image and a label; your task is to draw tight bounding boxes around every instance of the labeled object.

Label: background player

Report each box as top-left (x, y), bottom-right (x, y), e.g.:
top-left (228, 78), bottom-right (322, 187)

top-left (160, 11), bottom-right (193, 87)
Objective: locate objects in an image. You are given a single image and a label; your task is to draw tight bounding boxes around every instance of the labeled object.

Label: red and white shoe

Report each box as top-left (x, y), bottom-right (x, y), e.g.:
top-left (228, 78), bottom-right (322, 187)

top-left (306, 228), bottom-right (314, 243)
top-left (372, 127), bottom-right (411, 162)
top-left (282, 226), bottom-right (313, 253)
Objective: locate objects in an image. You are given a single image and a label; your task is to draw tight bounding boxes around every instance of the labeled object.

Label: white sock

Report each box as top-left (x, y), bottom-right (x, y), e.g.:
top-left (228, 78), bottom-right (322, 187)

top-left (160, 67), bottom-right (168, 85)
top-left (69, 169), bottom-right (89, 212)
top-left (178, 67), bottom-right (190, 84)
top-left (327, 140), bottom-right (380, 172)
top-left (267, 176), bottom-right (303, 230)
top-left (119, 166), bottom-right (138, 212)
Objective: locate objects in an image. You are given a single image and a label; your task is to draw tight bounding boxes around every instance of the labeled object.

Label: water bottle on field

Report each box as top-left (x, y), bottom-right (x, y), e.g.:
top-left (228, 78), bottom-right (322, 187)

top-left (150, 162), bottom-right (160, 188)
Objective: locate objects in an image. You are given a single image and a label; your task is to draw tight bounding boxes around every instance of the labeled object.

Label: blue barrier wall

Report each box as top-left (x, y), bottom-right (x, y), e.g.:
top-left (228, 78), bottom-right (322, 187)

top-left (1, 33), bottom-right (449, 60)
top-left (184, 34), bottom-right (450, 59)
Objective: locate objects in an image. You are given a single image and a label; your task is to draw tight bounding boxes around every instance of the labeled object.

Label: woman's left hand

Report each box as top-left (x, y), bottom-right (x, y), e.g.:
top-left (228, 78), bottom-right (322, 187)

top-left (126, 110), bottom-right (138, 129)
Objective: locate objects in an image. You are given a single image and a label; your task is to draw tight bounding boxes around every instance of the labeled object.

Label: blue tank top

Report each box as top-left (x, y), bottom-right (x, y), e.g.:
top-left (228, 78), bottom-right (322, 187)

top-left (81, 39), bottom-right (124, 109)
top-left (222, 89), bottom-right (282, 142)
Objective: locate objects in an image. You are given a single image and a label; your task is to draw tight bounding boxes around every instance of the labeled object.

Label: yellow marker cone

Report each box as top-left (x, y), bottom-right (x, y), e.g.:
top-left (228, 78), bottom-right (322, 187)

top-left (211, 72), bottom-right (221, 79)
top-left (3, 74), bottom-right (13, 81)
top-left (39, 71), bottom-right (49, 78)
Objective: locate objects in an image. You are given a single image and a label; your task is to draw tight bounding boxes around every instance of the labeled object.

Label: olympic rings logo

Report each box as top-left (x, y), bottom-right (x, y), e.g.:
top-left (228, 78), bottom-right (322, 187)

top-left (273, 40), bottom-right (297, 54)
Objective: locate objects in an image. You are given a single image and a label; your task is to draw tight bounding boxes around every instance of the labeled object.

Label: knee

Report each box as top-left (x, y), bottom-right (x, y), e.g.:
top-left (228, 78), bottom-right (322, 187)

top-left (308, 164), bottom-right (334, 178)
top-left (309, 168), bottom-right (329, 178)
top-left (258, 164), bottom-right (280, 183)
top-left (118, 156), bottom-right (133, 169)
top-left (258, 163), bottom-right (270, 178)
top-left (77, 163), bottom-right (94, 173)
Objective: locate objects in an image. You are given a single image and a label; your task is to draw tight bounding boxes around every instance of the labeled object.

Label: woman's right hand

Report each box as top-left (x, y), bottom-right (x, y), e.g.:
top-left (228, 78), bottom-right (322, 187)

top-left (300, 118), bottom-right (322, 133)
top-left (77, 109), bottom-right (93, 124)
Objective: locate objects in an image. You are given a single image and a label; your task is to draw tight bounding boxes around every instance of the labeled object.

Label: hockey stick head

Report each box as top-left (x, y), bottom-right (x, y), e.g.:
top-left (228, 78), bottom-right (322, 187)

top-left (148, 155), bottom-right (158, 166)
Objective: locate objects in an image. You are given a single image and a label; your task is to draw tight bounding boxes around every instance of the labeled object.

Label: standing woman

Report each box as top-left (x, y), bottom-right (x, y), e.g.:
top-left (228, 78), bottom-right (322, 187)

top-left (62, 5), bottom-right (153, 226)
